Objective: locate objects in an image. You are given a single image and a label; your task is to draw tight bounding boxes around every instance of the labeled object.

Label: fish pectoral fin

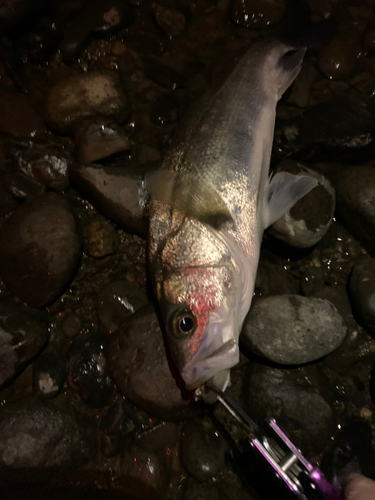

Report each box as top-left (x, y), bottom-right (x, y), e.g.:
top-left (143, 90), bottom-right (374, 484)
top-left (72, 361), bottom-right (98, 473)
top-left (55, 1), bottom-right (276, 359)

top-left (262, 171), bottom-right (318, 229)
top-left (146, 170), bottom-right (232, 228)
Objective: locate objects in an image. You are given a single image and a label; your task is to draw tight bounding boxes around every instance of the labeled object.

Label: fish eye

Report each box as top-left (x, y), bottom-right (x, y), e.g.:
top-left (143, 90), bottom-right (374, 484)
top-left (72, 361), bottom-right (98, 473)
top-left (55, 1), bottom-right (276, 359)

top-left (171, 309), bottom-right (197, 337)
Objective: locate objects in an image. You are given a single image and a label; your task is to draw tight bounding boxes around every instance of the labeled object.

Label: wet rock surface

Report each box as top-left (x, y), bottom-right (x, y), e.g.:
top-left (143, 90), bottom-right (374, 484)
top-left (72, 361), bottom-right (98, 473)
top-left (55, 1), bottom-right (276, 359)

top-left (107, 304), bottom-right (195, 421)
top-left (45, 71), bottom-right (130, 134)
top-left (0, 88), bottom-right (45, 137)
top-left (83, 215), bottom-right (119, 258)
top-left (0, 298), bottom-right (49, 389)
top-left (99, 398), bottom-right (138, 457)
top-left (0, 193), bottom-right (82, 307)
top-left (242, 295), bottom-right (346, 365)
top-left (349, 258), bottom-right (375, 335)
top-left (33, 352), bottom-right (66, 400)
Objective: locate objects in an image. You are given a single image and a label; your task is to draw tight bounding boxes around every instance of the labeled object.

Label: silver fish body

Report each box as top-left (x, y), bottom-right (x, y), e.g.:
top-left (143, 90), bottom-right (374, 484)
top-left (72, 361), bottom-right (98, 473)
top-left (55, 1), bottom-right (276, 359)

top-left (148, 39), bottom-right (316, 393)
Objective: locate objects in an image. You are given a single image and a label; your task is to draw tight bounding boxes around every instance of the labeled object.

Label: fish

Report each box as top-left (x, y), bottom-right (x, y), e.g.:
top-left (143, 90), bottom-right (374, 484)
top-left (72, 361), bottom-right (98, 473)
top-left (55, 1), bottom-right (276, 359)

top-left (147, 37), bottom-right (318, 397)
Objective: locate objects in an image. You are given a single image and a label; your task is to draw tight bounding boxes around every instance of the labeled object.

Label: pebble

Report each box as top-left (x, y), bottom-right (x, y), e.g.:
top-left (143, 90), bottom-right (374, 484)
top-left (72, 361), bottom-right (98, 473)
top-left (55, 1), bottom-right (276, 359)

top-left (246, 363), bottom-right (334, 453)
top-left (0, 87), bottom-right (45, 137)
top-left (69, 164), bottom-right (151, 237)
top-left (0, 193), bottom-right (82, 307)
top-left (143, 58), bottom-right (187, 90)
top-left (99, 398), bottom-right (138, 457)
top-left (135, 421), bottom-right (178, 452)
top-left (6, 139), bottom-right (71, 191)
top-left (152, 3), bottom-right (186, 38)
top-left (97, 280), bottom-right (148, 333)
top-left (229, 0), bottom-right (285, 29)
top-left (61, 0), bottom-right (134, 62)
top-left (318, 36), bottom-right (358, 80)
top-left (183, 479), bottom-right (220, 500)
top-left (0, 298), bottom-right (49, 389)
top-left (180, 416), bottom-right (227, 482)
top-left (150, 93), bottom-right (180, 124)
top-left (62, 312), bottom-right (82, 338)
top-left (45, 70), bottom-right (131, 134)
top-left (333, 166), bottom-right (375, 254)
top-left (0, 398), bottom-right (96, 480)
top-left (0, 174), bottom-right (19, 215)
top-left (32, 352), bottom-right (66, 399)
top-left (66, 331), bottom-right (116, 408)
top-left (345, 474), bottom-right (375, 500)
top-left (74, 119), bottom-right (131, 164)
top-left (242, 295), bottom-right (347, 365)
top-left (255, 249), bottom-right (296, 296)
top-left (4, 172), bottom-right (46, 200)
top-left (349, 258), bottom-right (375, 334)
top-left (269, 161), bottom-right (335, 248)
top-left (83, 215), bottom-right (119, 258)
top-left (107, 303), bottom-right (195, 421)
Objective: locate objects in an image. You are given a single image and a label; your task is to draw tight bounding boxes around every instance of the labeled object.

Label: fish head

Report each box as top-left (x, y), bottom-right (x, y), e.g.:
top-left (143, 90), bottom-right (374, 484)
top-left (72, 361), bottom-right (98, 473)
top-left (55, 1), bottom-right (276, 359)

top-left (151, 216), bottom-right (252, 392)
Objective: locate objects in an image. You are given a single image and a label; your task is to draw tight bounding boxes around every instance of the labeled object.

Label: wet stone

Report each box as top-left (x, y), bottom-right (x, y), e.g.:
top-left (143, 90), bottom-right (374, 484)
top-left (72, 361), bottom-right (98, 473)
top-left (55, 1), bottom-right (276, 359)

top-left (0, 0), bottom-right (47, 31)
top-left (0, 298), bottom-right (49, 389)
top-left (45, 70), bottom-right (131, 134)
top-left (97, 280), bottom-right (148, 333)
top-left (107, 303), bottom-right (195, 421)
top-left (363, 23), bottom-right (375, 53)
top-left (0, 193), bottom-right (82, 307)
top-left (269, 161), bottom-right (335, 248)
top-left (0, 174), bottom-right (19, 215)
top-left (62, 312), bottom-right (82, 338)
top-left (230, 0), bottom-right (285, 29)
top-left (32, 352), bottom-right (66, 399)
top-left (0, 398), bottom-right (96, 481)
top-left (74, 119), bottom-right (131, 164)
top-left (183, 479), bottom-right (220, 500)
top-left (143, 58), bottom-right (187, 90)
top-left (242, 295), bottom-right (346, 365)
top-left (66, 331), bottom-right (116, 408)
top-left (99, 398), bottom-right (138, 457)
top-left (152, 3), bottom-right (186, 38)
top-left (318, 36), bottom-right (358, 80)
top-left (4, 172), bottom-right (46, 200)
top-left (246, 363), bottom-right (334, 453)
top-left (180, 416), bottom-right (228, 482)
top-left (150, 93), bottom-right (180, 124)
top-left (0, 87), bottom-right (45, 137)
top-left (69, 164), bottom-right (151, 237)
top-left (349, 258), bottom-right (375, 334)
top-left (135, 421), bottom-right (178, 452)
top-left (83, 215), bottom-right (119, 258)
top-left (333, 166), bottom-right (375, 254)
top-left (6, 139), bottom-right (71, 191)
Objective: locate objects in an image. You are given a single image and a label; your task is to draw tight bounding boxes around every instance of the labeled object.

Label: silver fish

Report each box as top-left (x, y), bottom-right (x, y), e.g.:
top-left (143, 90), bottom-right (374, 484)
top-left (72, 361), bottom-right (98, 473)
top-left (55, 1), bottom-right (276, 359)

top-left (148, 39), bottom-right (317, 395)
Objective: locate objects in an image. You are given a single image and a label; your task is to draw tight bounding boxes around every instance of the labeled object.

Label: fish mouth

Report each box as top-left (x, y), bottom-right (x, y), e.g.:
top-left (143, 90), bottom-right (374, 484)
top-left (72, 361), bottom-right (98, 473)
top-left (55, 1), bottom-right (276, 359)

top-left (181, 337), bottom-right (238, 391)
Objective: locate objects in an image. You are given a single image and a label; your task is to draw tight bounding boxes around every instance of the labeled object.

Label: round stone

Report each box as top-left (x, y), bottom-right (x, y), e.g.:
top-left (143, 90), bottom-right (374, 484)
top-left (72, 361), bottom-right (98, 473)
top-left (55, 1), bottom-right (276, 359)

top-left (318, 36), bottom-right (357, 80)
top-left (349, 258), bottom-right (375, 334)
top-left (32, 351), bottom-right (66, 399)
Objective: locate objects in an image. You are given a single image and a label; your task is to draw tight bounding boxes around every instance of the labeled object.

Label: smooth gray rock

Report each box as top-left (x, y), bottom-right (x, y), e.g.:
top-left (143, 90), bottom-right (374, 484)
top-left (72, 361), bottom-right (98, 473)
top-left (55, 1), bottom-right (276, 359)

top-left (0, 193), bottom-right (82, 307)
top-left (0, 298), bottom-right (49, 389)
top-left (349, 258), bottom-right (375, 334)
top-left (242, 295), bottom-right (347, 365)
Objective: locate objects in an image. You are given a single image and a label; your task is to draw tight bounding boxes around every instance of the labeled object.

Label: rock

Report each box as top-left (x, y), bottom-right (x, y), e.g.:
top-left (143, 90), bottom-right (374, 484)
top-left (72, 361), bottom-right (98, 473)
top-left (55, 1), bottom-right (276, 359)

top-left (152, 3), bottom-right (186, 38)
top-left (246, 363), bottom-right (334, 453)
top-left (345, 475), bottom-right (375, 500)
top-left (97, 280), bottom-right (148, 333)
top-left (0, 398), bottom-right (96, 481)
top-left (107, 303), bottom-right (196, 421)
top-left (0, 193), bottom-right (82, 307)
top-left (83, 215), bottom-right (119, 258)
top-left (363, 23), bottom-right (375, 53)
top-left (273, 93), bottom-right (375, 164)
top-left (62, 312), bottom-right (82, 338)
top-left (135, 421), bottom-right (178, 452)
top-left (150, 93), bottom-right (180, 124)
top-left (333, 166), bottom-right (375, 254)
top-left (183, 480), bottom-right (219, 500)
top-left (61, 0), bottom-right (134, 62)
top-left (99, 398), bottom-right (138, 457)
top-left (255, 249), bottom-right (296, 296)
top-left (0, 87), bottom-right (45, 137)
top-left (349, 258), bottom-right (375, 334)
top-left (268, 161), bottom-right (335, 248)
top-left (230, 0), bottom-right (285, 28)
top-left (4, 172), bottom-right (46, 200)
top-left (300, 267), bottom-right (325, 296)
top-left (242, 295), bottom-right (346, 365)
top-left (6, 139), bottom-right (71, 191)
top-left (318, 36), bottom-right (358, 80)
top-left (45, 71), bottom-right (130, 134)
top-left (180, 416), bottom-right (227, 482)
top-left (32, 352), bottom-right (66, 399)
top-left (0, 174), bottom-right (19, 215)
top-left (0, 298), bottom-right (49, 389)
top-left (143, 58), bottom-right (187, 90)
top-left (114, 444), bottom-right (167, 498)
top-left (69, 164), bottom-right (151, 237)
top-left (66, 331), bottom-right (116, 408)
top-left (74, 119), bottom-right (131, 164)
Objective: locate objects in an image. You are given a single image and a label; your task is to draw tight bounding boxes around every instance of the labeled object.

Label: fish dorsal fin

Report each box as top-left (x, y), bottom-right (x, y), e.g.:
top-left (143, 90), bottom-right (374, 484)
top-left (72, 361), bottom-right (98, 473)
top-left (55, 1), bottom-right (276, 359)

top-left (262, 171), bottom-right (318, 229)
top-left (146, 170), bottom-right (232, 229)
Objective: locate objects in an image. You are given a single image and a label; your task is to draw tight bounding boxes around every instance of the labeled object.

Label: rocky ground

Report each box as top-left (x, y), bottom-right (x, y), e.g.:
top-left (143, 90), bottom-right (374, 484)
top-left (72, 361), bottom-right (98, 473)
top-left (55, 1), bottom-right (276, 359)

top-left (1, 0), bottom-right (375, 499)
